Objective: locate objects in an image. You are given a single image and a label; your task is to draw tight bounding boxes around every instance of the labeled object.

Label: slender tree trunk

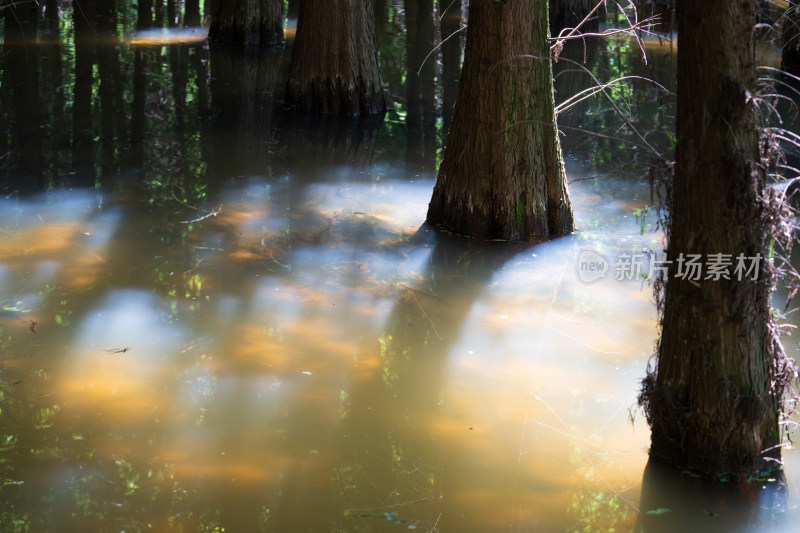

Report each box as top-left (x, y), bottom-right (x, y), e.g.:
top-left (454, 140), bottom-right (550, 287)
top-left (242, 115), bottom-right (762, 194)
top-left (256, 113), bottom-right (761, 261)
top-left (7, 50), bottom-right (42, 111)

top-left (137, 0), bottom-right (154, 29)
top-left (285, 0), bottom-right (385, 115)
top-left (782, 3), bottom-right (800, 76)
top-left (130, 47), bottom-right (148, 173)
top-left (208, 0), bottom-right (284, 45)
top-left (3, 0), bottom-right (43, 188)
top-left (98, 0), bottom-right (122, 178)
top-left (426, 0), bottom-right (573, 240)
top-left (440, 0), bottom-right (463, 131)
top-left (639, 0), bottom-right (794, 481)
top-left (549, 0), bottom-right (597, 36)
top-left (184, 0), bottom-right (201, 26)
top-left (167, 0), bottom-right (178, 27)
top-left (405, 0), bottom-right (423, 169)
top-left (154, 0), bottom-right (164, 27)
top-left (73, 0), bottom-right (96, 180)
top-left (205, 0), bottom-right (217, 23)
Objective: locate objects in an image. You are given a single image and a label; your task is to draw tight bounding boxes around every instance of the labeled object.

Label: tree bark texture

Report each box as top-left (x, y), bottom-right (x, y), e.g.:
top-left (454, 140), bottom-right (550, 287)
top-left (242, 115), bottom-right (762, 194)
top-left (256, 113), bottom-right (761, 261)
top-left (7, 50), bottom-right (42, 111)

top-left (426, 0), bottom-right (573, 240)
top-left (639, 0), bottom-right (794, 481)
top-left (285, 0), bottom-right (385, 115)
top-left (209, 0), bottom-right (284, 45)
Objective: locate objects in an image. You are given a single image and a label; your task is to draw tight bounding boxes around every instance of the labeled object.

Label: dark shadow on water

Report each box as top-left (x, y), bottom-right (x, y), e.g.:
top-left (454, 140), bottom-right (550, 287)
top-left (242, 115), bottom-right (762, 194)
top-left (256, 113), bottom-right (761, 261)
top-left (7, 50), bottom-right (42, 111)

top-left (634, 457), bottom-right (790, 533)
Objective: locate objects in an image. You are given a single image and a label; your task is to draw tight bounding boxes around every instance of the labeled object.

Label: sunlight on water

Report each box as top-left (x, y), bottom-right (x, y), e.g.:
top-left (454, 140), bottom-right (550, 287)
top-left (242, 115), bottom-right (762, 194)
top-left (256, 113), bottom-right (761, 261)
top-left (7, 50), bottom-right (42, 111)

top-left (2, 165), bottom-right (799, 531)
top-left (129, 28), bottom-right (209, 45)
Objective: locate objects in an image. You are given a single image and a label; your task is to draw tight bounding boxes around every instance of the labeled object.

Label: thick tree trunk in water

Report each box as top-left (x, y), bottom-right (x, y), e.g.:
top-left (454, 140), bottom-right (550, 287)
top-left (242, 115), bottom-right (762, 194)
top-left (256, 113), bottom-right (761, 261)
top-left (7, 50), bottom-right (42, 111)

top-left (208, 0), bottom-right (284, 45)
top-left (285, 0), bottom-right (385, 115)
top-left (639, 0), bottom-right (794, 481)
top-left (427, 0), bottom-right (573, 240)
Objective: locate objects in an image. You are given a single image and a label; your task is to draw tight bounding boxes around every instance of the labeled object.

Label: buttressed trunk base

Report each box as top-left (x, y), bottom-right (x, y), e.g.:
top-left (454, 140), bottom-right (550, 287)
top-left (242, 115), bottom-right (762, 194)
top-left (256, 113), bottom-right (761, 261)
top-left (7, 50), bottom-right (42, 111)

top-left (426, 0), bottom-right (573, 240)
top-left (285, 0), bottom-right (385, 115)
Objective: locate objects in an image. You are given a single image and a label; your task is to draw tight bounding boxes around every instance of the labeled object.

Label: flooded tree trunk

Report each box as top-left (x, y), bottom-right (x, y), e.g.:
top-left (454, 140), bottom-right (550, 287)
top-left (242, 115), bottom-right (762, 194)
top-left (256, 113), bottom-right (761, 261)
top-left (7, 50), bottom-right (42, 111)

top-left (427, 0), bottom-right (573, 240)
top-left (208, 0), bottom-right (284, 45)
top-left (639, 0), bottom-right (793, 481)
top-left (184, 0), bottom-right (201, 26)
top-left (285, 0), bottom-right (385, 115)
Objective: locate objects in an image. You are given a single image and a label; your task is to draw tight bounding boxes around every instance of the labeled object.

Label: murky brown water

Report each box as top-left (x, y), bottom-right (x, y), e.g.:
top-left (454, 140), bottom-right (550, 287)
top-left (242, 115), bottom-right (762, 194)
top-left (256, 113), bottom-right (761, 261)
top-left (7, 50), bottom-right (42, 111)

top-left (1, 3), bottom-right (799, 532)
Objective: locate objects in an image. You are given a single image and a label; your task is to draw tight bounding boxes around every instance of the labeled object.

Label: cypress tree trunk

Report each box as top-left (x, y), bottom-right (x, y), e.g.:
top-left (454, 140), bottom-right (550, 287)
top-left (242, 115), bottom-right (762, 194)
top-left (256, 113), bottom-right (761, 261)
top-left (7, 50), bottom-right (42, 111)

top-left (639, 0), bottom-right (794, 481)
top-left (208, 0), bottom-right (284, 45)
top-left (426, 0), bottom-right (573, 240)
top-left (285, 0), bottom-right (385, 115)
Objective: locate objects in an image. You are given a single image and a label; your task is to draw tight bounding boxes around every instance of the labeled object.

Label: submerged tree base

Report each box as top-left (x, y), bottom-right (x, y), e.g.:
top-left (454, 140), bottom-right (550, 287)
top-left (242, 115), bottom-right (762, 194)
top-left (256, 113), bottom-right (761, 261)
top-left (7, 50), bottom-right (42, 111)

top-left (285, 75), bottom-right (385, 117)
top-left (285, 0), bottom-right (385, 116)
top-left (425, 0), bottom-right (573, 241)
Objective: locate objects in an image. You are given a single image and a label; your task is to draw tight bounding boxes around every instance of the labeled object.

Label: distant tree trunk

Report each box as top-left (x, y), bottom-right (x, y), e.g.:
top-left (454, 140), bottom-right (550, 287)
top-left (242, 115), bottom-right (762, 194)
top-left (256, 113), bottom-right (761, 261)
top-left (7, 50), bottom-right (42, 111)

top-left (440, 0), bottom-right (464, 130)
top-left (98, 0), bottom-right (122, 177)
top-left (285, 0), bottom-right (385, 115)
top-left (129, 48), bottom-right (148, 173)
top-left (638, 0), bottom-right (794, 481)
top-left (73, 0), bottom-right (96, 180)
top-left (549, 0), bottom-right (598, 36)
top-left (782, 3), bottom-right (800, 76)
top-left (205, 0), bottom-right (216, 23)
top-left (184, 0), bottom-right (201, 26)
top-left (208, 0), bottom-right (283, 45)
top-left (3, 0), bottom-right (43, 188)
top-left (288, 0), bottom-right (299, 20)
top-left (426, 0), bottom-right (573, 240)
top-left (405, 0), bottom-right (425, 170)
top-left (137, 0), bottom-right (154, 29)
top-left (154, 0), bottom-right (164, 27)
top-left (167, 0), bottom-right (178, 27)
